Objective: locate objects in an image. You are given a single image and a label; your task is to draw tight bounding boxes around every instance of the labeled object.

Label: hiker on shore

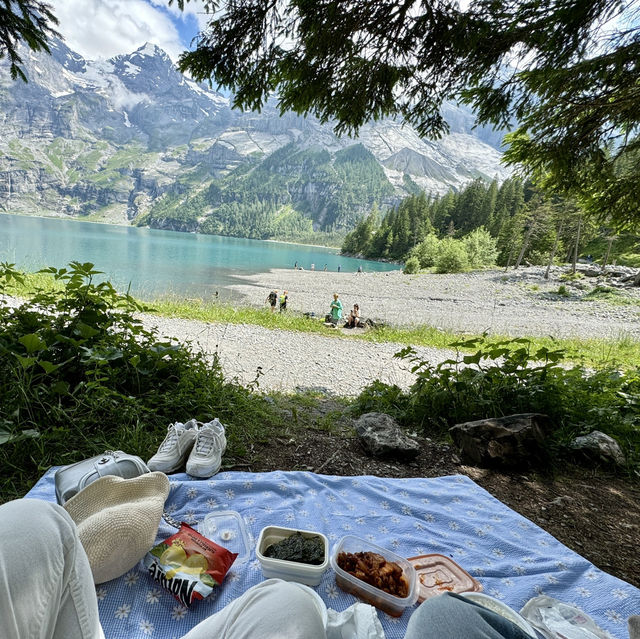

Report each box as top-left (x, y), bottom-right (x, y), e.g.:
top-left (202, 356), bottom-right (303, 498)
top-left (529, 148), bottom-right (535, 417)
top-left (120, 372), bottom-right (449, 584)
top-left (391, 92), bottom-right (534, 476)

top-left (327, 293), bottom-right (343, 325)
top-left (266, 290), bottom-right (278, 312)
top-left (279, 291), bottom-right (288, 312)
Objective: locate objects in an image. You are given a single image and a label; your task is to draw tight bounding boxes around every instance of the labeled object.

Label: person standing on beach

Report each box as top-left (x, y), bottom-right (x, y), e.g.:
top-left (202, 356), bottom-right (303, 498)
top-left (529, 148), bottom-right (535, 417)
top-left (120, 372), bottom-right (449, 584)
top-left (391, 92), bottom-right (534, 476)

top-left (323, 264), bottom-right (327, 271)
top-left (338, 264), bottom-right (341, 272)
top-left (311, 263), bottom-right (315, 271)
top-left (294, 261), bottom-right (298, 269)
top-left (267, 290), bottom-right (278, 312)
top-left (279, 291), bottom-right (288, 312)
top-left (328, 293), bottom-right (343, 325)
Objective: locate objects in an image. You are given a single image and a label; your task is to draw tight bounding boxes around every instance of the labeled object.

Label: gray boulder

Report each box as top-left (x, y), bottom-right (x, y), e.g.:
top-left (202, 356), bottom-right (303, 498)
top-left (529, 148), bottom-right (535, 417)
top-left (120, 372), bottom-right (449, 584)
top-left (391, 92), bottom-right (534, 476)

top-left (354, 412), bottom-right (421, 460)
top-left (570, 430), bottom-right (626, 466)
top-left (449, 413), bottom-right (551, 467)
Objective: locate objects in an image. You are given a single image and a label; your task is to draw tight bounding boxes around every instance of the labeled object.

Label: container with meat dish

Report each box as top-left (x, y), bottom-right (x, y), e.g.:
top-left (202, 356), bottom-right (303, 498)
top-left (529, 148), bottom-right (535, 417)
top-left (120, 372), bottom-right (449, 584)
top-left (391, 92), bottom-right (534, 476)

top-left (330, 535), bottom-right (418, 617)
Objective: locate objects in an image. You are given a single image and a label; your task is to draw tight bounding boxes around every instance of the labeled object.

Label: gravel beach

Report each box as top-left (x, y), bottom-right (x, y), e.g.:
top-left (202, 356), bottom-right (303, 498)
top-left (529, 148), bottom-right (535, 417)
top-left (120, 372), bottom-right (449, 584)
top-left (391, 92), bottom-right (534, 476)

top-left (144, 266), bottom-right (640, 396)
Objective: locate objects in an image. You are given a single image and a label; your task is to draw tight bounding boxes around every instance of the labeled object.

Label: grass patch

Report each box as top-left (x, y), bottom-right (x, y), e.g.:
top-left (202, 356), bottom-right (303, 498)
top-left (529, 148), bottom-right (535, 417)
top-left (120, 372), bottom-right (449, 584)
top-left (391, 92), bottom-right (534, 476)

top-left (7, 270), bottom-right (640, 369)
top-left (583, 285), bottom-right (640, 307)
top-left (2, 262), bottom-right (639, 497)
top-left (0, 263), bottom-right (284, 502)
top-left (352, 337), bottom-right (640, 471)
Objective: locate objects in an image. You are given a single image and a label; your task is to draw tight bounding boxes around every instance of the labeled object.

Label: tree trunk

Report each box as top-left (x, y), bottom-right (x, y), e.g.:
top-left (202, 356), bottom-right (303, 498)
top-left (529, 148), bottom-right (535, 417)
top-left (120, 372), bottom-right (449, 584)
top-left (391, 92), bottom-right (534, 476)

top-left (601, 236), bottom-right (614, 274)
top-left (545, 222), bottom-right (564, 280)
top-left (571, 218), bottom-right (582, 274)
top-left (515, 226), bottom-right (535, 269)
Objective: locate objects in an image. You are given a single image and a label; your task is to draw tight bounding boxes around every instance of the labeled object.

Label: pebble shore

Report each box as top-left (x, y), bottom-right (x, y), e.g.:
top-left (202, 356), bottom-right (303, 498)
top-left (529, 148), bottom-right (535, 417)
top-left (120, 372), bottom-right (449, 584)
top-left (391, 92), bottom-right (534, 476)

top-left (144, 266), bottom-right (640, 397)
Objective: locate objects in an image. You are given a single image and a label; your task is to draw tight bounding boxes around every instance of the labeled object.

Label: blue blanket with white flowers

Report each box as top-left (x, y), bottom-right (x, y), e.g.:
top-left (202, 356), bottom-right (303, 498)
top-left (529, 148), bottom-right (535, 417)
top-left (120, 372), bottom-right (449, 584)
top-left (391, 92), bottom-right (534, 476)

top-left (27, 470), bottom-right (639, 639)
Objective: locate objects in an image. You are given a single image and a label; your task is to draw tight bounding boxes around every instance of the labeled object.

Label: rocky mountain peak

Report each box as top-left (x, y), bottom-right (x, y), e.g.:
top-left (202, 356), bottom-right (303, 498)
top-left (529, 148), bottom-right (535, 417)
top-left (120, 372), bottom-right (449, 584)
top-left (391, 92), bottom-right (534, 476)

top-left (0, 39), bottom-right (512, 235)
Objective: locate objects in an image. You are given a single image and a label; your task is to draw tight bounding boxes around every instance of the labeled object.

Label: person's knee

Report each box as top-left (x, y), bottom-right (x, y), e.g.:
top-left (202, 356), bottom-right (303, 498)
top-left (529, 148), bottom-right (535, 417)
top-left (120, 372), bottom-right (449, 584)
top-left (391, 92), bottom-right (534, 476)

top-left (256, 579), bottom-right (321, 615)
top-left (1, 499), bottom-right (77, 553)
top-left (406, 593), bottom-right (477, 638)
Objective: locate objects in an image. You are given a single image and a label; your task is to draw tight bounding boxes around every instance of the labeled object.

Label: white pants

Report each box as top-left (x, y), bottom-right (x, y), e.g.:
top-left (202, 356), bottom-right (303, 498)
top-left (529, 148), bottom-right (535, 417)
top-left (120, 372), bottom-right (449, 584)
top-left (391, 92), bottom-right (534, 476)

top-left (0, 499), bottom-right (331, 639)
top-left (0, 499), bottom-right (103, 639)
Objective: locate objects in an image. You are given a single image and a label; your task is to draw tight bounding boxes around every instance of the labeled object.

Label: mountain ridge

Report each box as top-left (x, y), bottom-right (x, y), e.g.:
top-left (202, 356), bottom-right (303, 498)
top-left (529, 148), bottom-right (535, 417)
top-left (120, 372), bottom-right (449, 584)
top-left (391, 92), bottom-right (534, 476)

top-left (0, 39), bottom-right (511, 239)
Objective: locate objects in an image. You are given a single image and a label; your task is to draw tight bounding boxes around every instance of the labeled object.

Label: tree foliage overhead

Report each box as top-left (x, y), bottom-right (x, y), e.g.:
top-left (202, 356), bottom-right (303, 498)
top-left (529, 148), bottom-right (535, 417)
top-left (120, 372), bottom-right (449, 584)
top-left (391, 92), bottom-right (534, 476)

top-left (0, 0), bottom-right (59, 81)
top-left (173, 0), bottom-right (640, 229)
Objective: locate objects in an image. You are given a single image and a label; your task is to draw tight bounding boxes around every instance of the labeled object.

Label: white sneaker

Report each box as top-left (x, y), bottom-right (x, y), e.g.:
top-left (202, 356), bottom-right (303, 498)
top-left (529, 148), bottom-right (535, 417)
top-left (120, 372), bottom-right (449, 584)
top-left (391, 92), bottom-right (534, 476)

top-left (186, 419), bottom-right (227, 478)
top-left (148, 420), bottom-right (199, 473)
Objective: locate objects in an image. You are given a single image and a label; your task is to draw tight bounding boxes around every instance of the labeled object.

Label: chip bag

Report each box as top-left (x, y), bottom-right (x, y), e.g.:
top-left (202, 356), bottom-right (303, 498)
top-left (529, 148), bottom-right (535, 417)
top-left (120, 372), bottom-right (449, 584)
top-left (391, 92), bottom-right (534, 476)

top-left (144, 523), bottom-right (237, 607)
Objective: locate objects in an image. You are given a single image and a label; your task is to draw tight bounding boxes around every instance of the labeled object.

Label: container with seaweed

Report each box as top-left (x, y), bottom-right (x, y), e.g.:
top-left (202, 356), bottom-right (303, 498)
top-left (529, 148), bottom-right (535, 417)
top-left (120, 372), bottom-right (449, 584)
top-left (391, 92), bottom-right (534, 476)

top-left (264, 531), bottom-right (325, 565)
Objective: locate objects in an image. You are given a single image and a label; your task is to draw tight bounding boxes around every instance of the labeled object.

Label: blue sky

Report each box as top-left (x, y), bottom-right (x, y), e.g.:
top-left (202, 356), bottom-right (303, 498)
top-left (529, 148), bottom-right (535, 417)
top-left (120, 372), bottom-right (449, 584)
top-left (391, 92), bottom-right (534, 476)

top-left (50, 0), bottom-right (206, 62)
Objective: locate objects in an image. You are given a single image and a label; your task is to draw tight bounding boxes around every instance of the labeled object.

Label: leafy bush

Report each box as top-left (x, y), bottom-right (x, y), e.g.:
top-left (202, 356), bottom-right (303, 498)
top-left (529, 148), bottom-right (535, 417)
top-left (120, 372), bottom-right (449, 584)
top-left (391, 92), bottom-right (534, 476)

top-left (435, 238), bottom-right (470, 273)
top-left (462, 228), bottom-right (498, 268)
top-left (403, 256), bottom-right (421, 274)
top-left (410, 234), bottom-right (441, 268)
top-left (0, 262), bottom-right (278, 500)
top-left (354, 335), bottom-right (640, 469)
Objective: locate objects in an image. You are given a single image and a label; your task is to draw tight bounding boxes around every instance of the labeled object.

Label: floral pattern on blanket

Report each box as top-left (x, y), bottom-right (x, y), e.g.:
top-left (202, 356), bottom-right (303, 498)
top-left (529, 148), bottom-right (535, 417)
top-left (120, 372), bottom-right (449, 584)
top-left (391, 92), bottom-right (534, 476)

top-left (27, 471), bottom-right (639, 639)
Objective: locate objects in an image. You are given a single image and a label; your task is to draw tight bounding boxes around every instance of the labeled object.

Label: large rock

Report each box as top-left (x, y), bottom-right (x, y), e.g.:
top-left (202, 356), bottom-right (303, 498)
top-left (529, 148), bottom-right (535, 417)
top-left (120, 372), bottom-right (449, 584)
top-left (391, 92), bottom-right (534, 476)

top-left (449, 413), bottom-right (551, 467)
top-left (570, 430), bottom-right (626, 466)
top-left (354, 412), bottom-right (421, 460)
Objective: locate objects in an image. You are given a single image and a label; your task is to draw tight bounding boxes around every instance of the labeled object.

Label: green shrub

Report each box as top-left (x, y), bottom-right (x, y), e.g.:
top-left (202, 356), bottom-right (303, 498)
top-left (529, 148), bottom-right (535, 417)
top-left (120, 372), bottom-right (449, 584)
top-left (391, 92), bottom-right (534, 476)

top-left (403, 256), bottom-right (421, 274)
top-left (435, 238), bottom-right (470, 273)
top-left (462, 228), bottom-right (498, 268)
top-left (0, 262), bottom-right (278, 501)
top-left (557, 285), bottom-right (570, 296)
top-left (410, 234), bottom-right (441, 268)
top-left (354, 336), bottom-right (640, 470)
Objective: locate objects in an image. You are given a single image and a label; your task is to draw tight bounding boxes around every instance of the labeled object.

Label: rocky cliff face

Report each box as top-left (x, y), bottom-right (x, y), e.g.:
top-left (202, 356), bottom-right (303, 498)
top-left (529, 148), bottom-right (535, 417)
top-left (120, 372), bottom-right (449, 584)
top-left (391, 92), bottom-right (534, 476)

top-left (0, 39), bottom-right (511, 234)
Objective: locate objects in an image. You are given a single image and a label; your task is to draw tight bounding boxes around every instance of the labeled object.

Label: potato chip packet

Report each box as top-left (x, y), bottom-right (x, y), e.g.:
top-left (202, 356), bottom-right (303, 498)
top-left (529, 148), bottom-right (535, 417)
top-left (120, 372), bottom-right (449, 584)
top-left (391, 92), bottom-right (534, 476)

top-left (144, 523), bottom-right (237, 607)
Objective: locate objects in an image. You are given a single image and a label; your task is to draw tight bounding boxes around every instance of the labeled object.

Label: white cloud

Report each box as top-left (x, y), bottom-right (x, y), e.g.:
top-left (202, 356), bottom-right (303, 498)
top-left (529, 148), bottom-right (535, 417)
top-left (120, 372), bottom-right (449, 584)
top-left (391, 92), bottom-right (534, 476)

top-left (50, 0), bottom-right (200, 61)
top-left (148, 0), bottom-right (211, 31)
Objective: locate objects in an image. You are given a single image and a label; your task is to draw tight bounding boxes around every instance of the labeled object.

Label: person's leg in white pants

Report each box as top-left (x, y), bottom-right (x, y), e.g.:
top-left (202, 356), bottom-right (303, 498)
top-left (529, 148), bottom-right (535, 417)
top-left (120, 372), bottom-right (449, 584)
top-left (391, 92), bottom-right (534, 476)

top-left (182, 579), bottom-right (327, 639)
top-left (0, 499), bottom-right (103, 639)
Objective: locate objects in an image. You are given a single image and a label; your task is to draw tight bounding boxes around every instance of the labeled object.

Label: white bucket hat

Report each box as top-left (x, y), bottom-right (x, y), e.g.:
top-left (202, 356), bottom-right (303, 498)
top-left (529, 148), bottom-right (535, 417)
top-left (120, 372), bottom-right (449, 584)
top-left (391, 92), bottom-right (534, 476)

top-left (63, 472), bottom-right (170, 584)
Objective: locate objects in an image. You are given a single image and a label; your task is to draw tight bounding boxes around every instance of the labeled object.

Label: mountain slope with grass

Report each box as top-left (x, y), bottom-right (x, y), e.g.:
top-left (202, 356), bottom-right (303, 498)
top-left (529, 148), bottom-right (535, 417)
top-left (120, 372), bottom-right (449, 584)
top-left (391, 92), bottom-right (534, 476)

top-left (0, 40), bottom-right (510, 240)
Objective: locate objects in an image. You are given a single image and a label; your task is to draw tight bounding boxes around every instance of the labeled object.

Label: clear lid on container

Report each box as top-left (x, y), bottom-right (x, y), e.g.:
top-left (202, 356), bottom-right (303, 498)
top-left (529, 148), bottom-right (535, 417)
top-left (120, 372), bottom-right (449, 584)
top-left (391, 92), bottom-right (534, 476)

top-left (200, 510), bottom-right (251, 565)
top-left (407, 554), bottom-right (482, 602)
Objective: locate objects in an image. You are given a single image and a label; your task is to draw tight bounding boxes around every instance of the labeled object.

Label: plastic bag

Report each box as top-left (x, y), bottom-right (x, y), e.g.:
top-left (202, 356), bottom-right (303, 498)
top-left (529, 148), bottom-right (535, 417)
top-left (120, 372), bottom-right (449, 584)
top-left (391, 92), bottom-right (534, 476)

top-left (520, 596), bottom-right (613, 639)
top-left (144, 523), bottom-right (237, 607)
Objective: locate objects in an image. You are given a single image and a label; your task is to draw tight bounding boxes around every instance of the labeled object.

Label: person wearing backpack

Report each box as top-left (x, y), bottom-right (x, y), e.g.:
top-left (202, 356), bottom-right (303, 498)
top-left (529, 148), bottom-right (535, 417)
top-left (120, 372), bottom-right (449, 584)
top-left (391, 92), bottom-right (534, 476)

top-left (266, 290), bottom-right (278, 312)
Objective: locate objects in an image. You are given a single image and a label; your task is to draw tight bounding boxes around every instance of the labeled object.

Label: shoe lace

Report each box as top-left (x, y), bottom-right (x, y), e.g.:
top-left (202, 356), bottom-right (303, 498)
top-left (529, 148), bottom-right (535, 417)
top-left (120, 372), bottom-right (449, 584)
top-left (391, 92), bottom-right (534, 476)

top-left (158, 425), bottom-right (181, 452)
top-left (195, 426), bottom-right (222, 455)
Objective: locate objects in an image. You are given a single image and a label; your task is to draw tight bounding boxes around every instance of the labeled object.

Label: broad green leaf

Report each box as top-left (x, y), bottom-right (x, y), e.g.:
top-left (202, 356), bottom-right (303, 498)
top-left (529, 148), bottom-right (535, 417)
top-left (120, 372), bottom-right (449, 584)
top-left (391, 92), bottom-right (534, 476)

top-left (38, 360), bottom-right (60, 374)
top-left (51, 381), bottom-right (70, 394)
top-left (75, 323), bottom-right (100, 338)
top-left (14, 354), bottom-right (36, 369)
top-left (0, 427), bottom-right (39, 445)
top-left (18, 333), bottom-right (46, 353)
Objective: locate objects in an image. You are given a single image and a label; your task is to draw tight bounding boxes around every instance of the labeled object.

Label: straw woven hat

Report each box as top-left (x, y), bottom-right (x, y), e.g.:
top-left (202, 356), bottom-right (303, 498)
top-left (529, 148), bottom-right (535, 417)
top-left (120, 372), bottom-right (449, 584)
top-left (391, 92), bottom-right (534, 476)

top-left (64, 472), bottom-right (170, 584)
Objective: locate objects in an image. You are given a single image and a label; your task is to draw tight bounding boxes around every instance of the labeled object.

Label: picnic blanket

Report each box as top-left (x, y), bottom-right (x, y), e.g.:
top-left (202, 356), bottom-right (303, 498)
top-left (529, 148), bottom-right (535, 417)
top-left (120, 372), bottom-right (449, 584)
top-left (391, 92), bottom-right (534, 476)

top-left (27, 470), bottom-right (639, 639)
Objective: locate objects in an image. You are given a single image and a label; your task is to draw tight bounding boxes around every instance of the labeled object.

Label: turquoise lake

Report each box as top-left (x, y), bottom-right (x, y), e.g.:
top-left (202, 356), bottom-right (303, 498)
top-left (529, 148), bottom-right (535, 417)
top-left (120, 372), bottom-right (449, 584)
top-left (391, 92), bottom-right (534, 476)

top-left (0, 214), bottom-right (399, 301)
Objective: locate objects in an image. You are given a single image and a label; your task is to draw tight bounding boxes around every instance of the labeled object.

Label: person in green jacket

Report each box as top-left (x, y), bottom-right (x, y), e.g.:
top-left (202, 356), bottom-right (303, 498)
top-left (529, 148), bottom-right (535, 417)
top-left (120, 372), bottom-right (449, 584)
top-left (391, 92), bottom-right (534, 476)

top-left (328, 293), bottom-right (343, 325)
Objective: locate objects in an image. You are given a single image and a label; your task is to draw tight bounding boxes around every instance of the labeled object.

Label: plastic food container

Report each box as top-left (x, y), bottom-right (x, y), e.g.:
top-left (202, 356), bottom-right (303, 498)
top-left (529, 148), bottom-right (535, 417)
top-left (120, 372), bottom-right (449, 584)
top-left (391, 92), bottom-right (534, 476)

top-left (256, 526), bottom-right (329, 586)
top-left (330, 535), bottom-right (418, 617)
top-left (407, 554), bottom-right (482, 602)
top-left (200, 511), bottom-right (252, 565)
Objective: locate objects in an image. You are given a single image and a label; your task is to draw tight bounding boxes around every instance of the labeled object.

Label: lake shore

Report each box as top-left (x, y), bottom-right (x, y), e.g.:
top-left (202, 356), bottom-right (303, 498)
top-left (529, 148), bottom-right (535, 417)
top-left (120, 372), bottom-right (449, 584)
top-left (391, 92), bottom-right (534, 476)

top-left (226, 265), bottom-right (640, 340)
top-left (142, 265), bottom-right (640, 396)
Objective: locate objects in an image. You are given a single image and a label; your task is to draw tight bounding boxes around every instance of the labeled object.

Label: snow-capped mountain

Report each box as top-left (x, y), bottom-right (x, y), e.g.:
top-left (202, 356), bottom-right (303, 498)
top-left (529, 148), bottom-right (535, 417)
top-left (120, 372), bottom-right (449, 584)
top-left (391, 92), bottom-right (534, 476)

top-left (0, 39), bottom-right (511, 235)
